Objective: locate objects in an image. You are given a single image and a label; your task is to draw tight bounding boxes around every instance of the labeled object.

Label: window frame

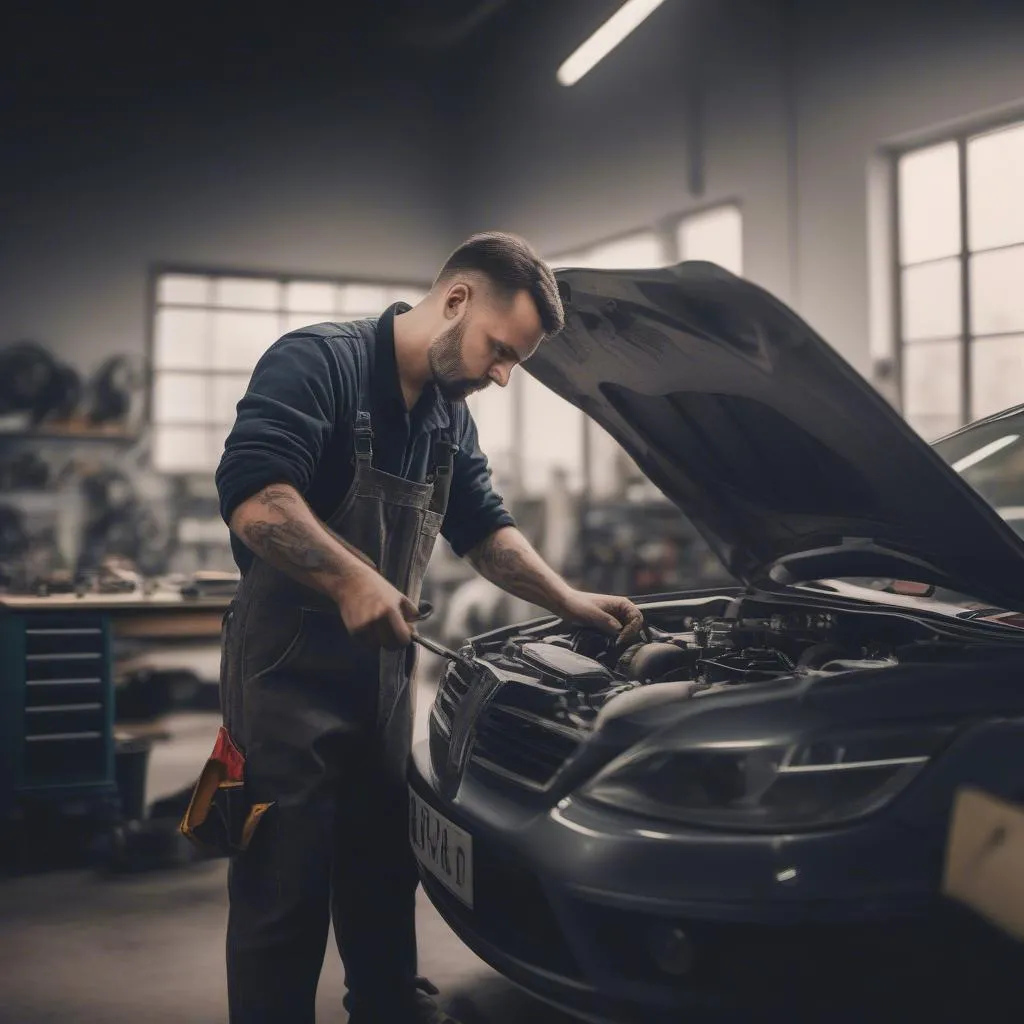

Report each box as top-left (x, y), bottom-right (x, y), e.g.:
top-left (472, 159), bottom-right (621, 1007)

top-left (891, 115), bottom-right (1024, 435)
top-left (528, 203), bottom-right (743, 499)
top-left (145, 264), bottom-right (430, 475)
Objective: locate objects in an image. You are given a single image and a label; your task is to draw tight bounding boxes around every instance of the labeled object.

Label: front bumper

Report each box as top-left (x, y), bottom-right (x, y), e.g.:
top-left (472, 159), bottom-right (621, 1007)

top-left (409, 739), bottom-right (966, 1021)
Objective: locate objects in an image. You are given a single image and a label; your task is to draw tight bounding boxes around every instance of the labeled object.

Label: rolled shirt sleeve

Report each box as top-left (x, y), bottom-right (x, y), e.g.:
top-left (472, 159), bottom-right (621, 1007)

top-left (215, 331), bottom-right (349, 525)
top-left (441, 404), bottom-right (516, 557)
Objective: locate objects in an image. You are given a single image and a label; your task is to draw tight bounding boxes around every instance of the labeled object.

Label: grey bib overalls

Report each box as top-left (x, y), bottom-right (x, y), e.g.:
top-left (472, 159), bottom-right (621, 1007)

top-left (221, 396), bottom-right (456, 1023)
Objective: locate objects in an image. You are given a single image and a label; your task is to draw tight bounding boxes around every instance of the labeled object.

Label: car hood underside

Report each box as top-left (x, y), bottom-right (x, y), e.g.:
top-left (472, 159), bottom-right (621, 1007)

top-left (527, 262), bottom-right (1024, 610)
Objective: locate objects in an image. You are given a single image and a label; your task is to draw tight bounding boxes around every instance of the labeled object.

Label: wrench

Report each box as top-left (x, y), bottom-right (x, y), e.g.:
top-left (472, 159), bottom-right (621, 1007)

top-left (409, 601), bottom-right (476, 672)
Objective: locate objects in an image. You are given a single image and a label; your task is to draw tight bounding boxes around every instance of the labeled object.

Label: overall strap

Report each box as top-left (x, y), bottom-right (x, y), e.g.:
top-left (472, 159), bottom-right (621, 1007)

top-left (428, 414), bottom-right (460, 514)
top-left (350, 322), bottom-right (377, 469)
top-left (353, 410), bottom-right (374, 467)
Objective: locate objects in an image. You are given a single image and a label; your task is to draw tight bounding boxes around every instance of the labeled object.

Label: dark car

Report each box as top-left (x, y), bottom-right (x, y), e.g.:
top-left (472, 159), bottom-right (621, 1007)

top-left (408, 262), bottom-right (1024, 1021)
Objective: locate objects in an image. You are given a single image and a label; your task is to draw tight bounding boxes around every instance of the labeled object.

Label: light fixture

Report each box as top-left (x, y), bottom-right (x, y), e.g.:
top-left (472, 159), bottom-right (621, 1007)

top-left (556, 0), bottom-right (668, 87)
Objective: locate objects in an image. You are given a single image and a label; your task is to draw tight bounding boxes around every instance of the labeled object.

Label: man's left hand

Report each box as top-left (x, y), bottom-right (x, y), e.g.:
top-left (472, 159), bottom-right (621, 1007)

top-left (558, 589), bottom-right (644, 646)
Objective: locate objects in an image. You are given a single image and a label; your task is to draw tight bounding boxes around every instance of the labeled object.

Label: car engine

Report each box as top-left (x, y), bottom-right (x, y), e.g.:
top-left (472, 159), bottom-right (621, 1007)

top-left (472, 605), bottom-right (901, 715)
top-left (429, 594), bottom-right (1004, 792)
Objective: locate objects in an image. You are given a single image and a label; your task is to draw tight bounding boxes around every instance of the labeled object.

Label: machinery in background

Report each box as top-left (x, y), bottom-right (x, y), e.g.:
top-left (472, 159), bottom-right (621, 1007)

top-left (0, 341), bottom-right (144, 435)
top-left (567, 497), bottom-right (734, 598)
top-left (0, 341), bottom-right (81, 429)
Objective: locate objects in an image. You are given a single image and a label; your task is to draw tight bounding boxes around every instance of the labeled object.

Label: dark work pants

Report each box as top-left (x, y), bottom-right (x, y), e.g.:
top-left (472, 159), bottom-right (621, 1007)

top-left (225, 742), bottom-right (420, 1023)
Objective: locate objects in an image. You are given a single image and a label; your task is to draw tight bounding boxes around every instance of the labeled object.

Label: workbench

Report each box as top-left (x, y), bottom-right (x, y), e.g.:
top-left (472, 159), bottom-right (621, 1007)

top-left (0, 590), bottom-right (232, 820)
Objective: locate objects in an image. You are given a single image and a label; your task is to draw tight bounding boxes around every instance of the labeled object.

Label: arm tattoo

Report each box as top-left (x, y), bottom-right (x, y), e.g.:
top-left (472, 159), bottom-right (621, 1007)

top-left (255, 486), bottom-right (301, 517)
top-left (470, 533), bottom-right (532, 589)
top-left (242, 519), bottom-right (348, 578)
top-left (468, 528), bottom-right (569, 609)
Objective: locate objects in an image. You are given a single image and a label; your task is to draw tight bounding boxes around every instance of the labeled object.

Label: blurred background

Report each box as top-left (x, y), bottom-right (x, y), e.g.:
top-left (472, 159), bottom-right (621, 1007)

top-left (1, 0), bottom-right (1024, 1019)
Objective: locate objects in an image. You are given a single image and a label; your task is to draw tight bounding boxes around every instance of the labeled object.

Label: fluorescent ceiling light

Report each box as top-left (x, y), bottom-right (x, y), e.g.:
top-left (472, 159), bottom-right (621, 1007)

top-left (557, 0), bottom-right (667, 87)
top-left (951, 434), bottom-right (1019, 473)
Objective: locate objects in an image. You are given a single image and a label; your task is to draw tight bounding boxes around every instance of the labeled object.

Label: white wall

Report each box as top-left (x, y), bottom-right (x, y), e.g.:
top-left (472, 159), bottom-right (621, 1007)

top-left (462, 0), bottom-right (1024, 386)
top-left (794, 0), bottom-right (1024, 376)
top-left (460, 0), bottom-right (793, 302)
top-left (0, 83), bottom-right (455, 378)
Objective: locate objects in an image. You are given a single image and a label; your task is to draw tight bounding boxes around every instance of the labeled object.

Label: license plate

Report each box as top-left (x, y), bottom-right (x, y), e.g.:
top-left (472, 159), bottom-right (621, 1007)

top-left (409, 788), bottom-right (474, 909)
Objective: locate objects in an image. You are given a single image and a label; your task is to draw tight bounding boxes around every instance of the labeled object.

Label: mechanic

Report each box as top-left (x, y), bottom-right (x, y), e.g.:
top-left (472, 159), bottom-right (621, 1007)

top-left (214, 231), bottom-right (644, 1024)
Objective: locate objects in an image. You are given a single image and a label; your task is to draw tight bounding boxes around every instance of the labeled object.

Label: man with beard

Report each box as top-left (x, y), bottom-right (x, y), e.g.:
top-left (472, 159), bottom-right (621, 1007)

top-left (213, 231), bottom-right (644, 1023)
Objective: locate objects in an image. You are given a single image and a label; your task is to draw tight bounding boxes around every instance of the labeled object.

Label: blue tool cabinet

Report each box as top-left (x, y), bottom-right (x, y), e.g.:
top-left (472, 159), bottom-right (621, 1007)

top-left (1, 609), bottom-right (118, 818)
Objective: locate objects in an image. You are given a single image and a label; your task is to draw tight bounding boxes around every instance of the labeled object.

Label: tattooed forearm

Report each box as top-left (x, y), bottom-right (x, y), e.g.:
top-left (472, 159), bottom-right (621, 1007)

top-left (254, 486), bottom-right (301, 517)
top-left (467, 526), bottom-right (573, 612)
top-left (229, 483), bottom-right (374, 599)
top-left (242, 519), bottom-right (348, 575)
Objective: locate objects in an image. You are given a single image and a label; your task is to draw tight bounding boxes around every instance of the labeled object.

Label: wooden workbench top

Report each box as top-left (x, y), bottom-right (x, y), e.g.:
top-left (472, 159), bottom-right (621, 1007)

top-left (0, 590), bottom-right (234, 612)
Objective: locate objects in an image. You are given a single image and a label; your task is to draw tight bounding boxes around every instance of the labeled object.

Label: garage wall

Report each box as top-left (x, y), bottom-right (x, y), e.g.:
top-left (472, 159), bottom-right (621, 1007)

top-left (794, 0), bottom-right (1024, 376)
top-left (0, 80), bottom-right (455, 377)
top-left (460, 0), bottom-right (794, 303)
top-left (461, 0), bottom-right (1024, 378)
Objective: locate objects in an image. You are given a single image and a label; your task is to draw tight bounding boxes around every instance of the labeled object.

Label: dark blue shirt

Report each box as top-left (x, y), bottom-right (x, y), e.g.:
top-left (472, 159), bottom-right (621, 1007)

top-left (216, 303), bottom-right (515, 575)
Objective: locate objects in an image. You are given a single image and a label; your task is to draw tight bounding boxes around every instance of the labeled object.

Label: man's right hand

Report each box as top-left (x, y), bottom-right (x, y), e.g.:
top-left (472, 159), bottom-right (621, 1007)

top-left (336, 569), bottom-right (420, 649)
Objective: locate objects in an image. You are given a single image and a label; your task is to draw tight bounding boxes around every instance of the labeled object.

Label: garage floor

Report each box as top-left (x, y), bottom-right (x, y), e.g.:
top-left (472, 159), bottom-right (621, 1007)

top-left (0, 656), bottom-right (576, 1024)
top-left (0, 654), bottom-right (1019, 1023)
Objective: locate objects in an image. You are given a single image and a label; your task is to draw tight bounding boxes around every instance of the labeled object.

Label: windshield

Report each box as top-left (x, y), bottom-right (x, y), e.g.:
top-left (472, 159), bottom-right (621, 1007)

top-left (931, 406), bottom-right (1024, 539)
top-left (810, 406), bottom-right (1024, 607)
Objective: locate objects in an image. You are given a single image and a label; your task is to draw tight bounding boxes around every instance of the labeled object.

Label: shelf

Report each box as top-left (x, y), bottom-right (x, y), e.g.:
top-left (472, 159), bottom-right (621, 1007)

top-left (0, 427), bottom-right (140, 443)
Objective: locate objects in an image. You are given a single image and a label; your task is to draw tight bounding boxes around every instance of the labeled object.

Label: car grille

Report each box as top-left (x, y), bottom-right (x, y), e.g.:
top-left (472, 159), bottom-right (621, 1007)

top-left (470, 705), bottom-right (581, 789)
top-left (432, 661), bottom-right (472, 736)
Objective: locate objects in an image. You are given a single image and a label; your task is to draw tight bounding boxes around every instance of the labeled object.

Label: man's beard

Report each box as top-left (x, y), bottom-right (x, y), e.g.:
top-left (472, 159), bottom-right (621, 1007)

top-left (427, 321), bottom-right (491, 401)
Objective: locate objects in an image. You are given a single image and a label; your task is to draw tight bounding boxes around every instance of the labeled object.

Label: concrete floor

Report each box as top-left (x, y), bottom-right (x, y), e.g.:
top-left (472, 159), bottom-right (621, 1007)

top-left (0, 652), bottom-right (1020, 1022)
top-left (0, 654), bottom-right (580, 1024)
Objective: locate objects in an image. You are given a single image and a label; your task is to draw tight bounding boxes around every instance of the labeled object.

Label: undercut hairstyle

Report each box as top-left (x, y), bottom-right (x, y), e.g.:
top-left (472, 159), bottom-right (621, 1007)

top-left (435, 231), bottom-right (565, 336)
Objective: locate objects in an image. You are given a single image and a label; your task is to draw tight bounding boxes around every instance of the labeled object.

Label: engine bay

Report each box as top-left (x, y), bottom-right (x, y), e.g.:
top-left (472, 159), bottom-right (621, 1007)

top-left (457, 593), bottom-right (1015, 729)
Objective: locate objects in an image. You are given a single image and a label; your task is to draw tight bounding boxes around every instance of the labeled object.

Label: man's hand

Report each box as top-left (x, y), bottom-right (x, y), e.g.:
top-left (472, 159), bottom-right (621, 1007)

top-left (467, 528), bottom-right (644, 645)
top-left (336, 569), bottom-right (420, 649)
top-left (558, 589), bottom-right (644, 647)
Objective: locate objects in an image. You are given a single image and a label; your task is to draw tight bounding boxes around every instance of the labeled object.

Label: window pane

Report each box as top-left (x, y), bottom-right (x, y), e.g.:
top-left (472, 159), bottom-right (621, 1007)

top-left (212, 374), bottom-right (250, 423)
top-left (898, 142), bottom-right (961, 265)
top-left (970, 245), bottom-right (1024, 336)
top-left (902, 339), bottom-right (961, 439)
top-left (284, 280), bottom-right (335, 313)
top-left (520, 372), bottom-right (584, 493)
top-left (585, 232), bottom-right (665, 269)
top-left (157, 274), bottom-right (209, 306)
top-left (209, 425), bottom-right (231, 463)
top-left (678, 205), bottom-right (743, 274)
top-left (387, 286), bottom-right (427, 307)
top-left (588, 418), bottom-right (622, 498)
top-left (152, 425), bottom-right (210, 473)
top-left (153, 308), bottom-right (209, 369)
top-left (337, 284), bottom-right (387, 315)
top-left (971, 335), bottom-right (1024, 420)
top-left (968, 122), bottom-right (1024, 251)
top-left (213, 277), bottom-right (280, 310)
top-left (901, 259), bottom-right (962, 341)
top-left (466, 378), bottom-right (515, 468)
top-left (211, 311), bottom-right (282, 371)
top-left (153, 372), bottom-right (207, 423)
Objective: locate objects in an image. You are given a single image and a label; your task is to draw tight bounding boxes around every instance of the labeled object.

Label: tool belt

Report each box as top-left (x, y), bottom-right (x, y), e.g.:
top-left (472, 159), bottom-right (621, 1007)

top-left (179, 725), bottom-right (273, 857)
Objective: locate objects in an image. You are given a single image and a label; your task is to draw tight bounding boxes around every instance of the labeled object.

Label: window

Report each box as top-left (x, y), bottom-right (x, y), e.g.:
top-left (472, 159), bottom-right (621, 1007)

top-left (150, 271), bottom-right (427, 474)
top-left (504, 207), bottom-right (743, 500)
top-left (677, 204), bottom-right (743, 274)
top-left (895, 121), bottom-right (1024, 440)
top-left (487, 229), bottom-right (672, 498)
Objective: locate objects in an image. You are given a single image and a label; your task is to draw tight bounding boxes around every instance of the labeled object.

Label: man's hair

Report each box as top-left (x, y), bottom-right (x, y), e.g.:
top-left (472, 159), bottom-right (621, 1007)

top-left (435, 231), bottom-right (565, 336)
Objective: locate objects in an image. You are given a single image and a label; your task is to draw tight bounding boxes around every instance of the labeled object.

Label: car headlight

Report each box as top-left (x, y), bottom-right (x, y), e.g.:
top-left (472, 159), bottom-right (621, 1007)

top-left (577, 722), bottom-right (958, 831)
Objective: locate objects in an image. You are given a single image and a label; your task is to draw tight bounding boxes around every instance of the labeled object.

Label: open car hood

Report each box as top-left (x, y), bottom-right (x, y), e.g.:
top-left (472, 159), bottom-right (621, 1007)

top-left (526, 262), bottom-right (1024, 610)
